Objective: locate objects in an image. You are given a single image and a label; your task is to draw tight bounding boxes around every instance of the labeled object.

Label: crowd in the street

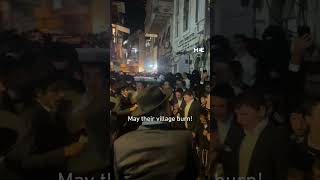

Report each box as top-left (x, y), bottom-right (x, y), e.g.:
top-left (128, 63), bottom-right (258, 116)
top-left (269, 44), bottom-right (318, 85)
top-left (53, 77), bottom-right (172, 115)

top-left (110, 69), bottom-right (211, 179)
top-left (111, 25), bottom-right (320, 180)
top-left (0, 29), bottom-right (108, 180)
top-left (211, 25), bottom-right (320, 180)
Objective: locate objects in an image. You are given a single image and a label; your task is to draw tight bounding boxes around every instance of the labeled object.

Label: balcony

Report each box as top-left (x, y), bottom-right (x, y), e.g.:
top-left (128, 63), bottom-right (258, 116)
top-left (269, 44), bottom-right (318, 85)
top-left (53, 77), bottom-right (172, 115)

top-left (145, 0), bottom-right (173, 34)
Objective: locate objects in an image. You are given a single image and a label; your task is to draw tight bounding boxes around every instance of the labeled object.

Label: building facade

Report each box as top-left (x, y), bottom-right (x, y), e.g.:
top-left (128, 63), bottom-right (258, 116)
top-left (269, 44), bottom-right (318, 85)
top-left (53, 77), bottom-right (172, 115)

top-left (125, 30), bottom-right (146, 73)
top-left (213, 0), bottom-right (320, 46)
top-left (111, 1), bottom-right (130, 72)
top-left (145, 0), bottom-right (173, 73)
top-left (172, 0), bottom-right (210, 73)
top-left (145, 0), bottom-right (210, 74)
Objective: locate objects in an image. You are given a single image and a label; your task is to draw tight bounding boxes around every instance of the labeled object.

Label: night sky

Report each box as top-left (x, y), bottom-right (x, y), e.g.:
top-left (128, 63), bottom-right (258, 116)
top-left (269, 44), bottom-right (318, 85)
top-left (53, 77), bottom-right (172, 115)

top-left (124, 0), bottom-right (146, 33)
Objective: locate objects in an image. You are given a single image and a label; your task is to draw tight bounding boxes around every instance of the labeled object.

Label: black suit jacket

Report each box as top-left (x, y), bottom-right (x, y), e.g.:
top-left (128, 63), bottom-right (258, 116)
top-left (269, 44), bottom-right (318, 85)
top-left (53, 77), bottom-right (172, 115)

top-left (171, 98), bottom-right (186, 110)
top-left (14, 103), bottom-right (72, 180)
top-left (223, 122), bottom-right (289, 180)
top-left (179, 100), bottom-right (200, 133)
top-left (219, 120), bottom-right (244, 177)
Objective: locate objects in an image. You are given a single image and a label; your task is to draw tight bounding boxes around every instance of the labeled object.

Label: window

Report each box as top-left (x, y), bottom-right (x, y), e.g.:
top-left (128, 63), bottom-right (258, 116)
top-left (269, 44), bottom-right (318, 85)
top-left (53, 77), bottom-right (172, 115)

top-left (176, 20), bottom-right (179, 37)
top-left (176, 0), bottom-right (179, 16)
top-left (176, 0), bottom-right (179, 37)
top-left (195, 0), bottom-right (199, 22)
top-left (183, 0), bottom-right (189, 32)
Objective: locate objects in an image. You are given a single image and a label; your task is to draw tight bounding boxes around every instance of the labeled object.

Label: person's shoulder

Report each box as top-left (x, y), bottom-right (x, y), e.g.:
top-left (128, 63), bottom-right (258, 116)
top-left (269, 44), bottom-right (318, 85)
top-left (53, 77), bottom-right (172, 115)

top-left (114, 129), bottom-right (192, 147)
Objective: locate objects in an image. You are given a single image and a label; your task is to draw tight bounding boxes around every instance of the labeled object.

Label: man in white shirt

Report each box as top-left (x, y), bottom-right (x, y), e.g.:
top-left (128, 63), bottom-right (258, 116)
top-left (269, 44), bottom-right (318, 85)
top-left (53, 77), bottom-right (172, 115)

top-left (182, 73), bottom-right (190, 89)
top-left (233, 34), bottom-right (257, 87)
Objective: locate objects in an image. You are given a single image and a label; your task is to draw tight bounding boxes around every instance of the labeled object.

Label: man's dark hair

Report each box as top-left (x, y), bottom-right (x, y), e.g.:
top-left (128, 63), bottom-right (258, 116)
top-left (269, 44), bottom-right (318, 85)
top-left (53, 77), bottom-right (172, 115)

top-left (184, 90), bottom-right (193, 97)
top-left (175, 88), bottom-right (183, 94)
top-left (212, 83), bottom-right (235, 100)
top-left (234, 90), bottom-right (266, 110)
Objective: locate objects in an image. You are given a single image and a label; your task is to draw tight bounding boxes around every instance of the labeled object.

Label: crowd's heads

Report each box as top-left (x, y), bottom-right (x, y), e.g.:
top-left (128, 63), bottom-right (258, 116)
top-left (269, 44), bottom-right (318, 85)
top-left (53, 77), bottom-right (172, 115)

top-left (161, 80), bottom-right (171, 90)
top-left (30, 76), bottom-right (66, 110)
top-left (212, 83), bottom-right (235, 121)
top-left (200, 108), bottom-right (209, 124)
top-left (183, 90), bottom-right (194, 103)
top-left (175, 88), bottom-right (184, 100)
top-left (232, 34), bottom-right (249, 53)
top-left (136, 81), bottom-right (146, 92)
top-left (289, 104), bottom-right (308, 137)
top-left (176, 79), bottom-right (184, 89)
top-left (133, 86), bottom-right (172, 117)
top-left (234, 90), bottom-right (267, 129)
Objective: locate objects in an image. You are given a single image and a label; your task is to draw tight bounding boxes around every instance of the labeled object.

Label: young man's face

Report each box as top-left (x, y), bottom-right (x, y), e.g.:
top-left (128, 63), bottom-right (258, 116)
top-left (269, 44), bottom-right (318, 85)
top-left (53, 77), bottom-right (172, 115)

top-left (175, 91), bottom-right (182, 100)
top-left (136, 82), bottom-right (144, 92)
top-left (163, 81), bottom-right (170, 89)
top-left (121, 89), bottom-right (129, 97)
top-left (235, 104), bottom-right (265, 129)
top-left (38, 87), bottom-right (64, 110)
top-left (183, 94), bottom-right (193, 103)
top-left (290, 113), bottom-right (308, 137)
top-left (176, 81), bottom-right (183, 88)
top-left (200, 115), bottom-right (207, 124)
top-left (212, 96), bottom-right (228, 121)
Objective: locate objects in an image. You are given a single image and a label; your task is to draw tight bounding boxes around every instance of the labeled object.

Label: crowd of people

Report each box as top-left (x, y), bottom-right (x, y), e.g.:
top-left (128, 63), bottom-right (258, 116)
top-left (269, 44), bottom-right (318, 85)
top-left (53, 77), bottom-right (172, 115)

top-left (110, 25), bottom-right (320, 180)
top-left (0, 29), bottom-right (108, 180)
top-left (211, 25), bottom-right (320, 180)
top-left (1, 24), bottom-right (320, 180)
top-left (110, 70), bottom-right (211, 179)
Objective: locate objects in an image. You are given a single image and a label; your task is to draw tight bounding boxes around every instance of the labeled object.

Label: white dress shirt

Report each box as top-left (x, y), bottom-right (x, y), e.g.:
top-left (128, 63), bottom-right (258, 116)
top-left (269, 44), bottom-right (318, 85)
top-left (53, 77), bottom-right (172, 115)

top-left (235, 53), bottom-right (257, 86)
